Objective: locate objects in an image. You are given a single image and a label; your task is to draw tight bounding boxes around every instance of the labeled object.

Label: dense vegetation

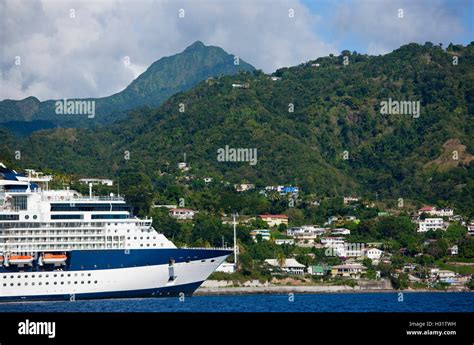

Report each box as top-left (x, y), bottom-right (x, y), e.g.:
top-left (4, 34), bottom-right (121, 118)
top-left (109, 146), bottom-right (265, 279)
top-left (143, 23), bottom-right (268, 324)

top-left (0, 42), bottom-right (473, 217)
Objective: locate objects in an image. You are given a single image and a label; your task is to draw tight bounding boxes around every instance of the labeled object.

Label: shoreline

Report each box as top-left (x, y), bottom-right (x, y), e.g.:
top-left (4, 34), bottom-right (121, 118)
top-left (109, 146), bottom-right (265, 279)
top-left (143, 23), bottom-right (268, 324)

top-left (195, 285), bottom-right (471, 296)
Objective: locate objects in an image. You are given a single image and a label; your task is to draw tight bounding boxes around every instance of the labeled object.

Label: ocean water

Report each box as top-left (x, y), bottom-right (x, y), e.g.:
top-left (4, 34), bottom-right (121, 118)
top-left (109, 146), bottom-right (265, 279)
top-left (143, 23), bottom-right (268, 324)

top-left (0, 292), bottom-right (473, 312)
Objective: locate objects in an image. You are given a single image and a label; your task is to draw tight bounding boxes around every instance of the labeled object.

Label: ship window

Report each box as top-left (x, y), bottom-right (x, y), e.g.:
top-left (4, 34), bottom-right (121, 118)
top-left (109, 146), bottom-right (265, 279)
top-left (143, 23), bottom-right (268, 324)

top-left (45, 282), bottom-right (49, 285)
top-left (81, 281), bottom-right (84, 284)
top-left (94, 280), bottom-right (97, 284)
top-left (39, 282), bottom-right (42, 285)
top-left (74, 281), bottom-right (77, 284)
top-left (10, 283), bottom-right (13, 286)
top-left (88, 281), bottom-right (91, 284)
top-left (61, 282), bottom-right (64, 285)
top-left (54, 282), bottom-right (57, 285)
top-left (25, 215), bottom-right (29, 220)
top-left (3, 283), bottom-right (6, 287)
top-left (33, 215), bottom-right (37, 219)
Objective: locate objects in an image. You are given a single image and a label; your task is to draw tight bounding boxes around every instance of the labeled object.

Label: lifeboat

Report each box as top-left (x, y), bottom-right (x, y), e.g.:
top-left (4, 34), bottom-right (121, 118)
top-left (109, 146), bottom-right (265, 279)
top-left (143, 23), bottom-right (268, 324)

top-left (0, 255), bottom-right (3, 266)
top-left (42, 253), bottom-right (67, 264)
top-left (9, 255), bottom-right (34, 265)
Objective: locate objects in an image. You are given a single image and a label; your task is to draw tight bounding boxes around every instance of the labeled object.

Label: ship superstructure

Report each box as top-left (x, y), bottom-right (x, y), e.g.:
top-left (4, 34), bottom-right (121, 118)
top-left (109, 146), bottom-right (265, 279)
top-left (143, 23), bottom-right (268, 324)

top-left (0, 164), bottom-right (232, 301)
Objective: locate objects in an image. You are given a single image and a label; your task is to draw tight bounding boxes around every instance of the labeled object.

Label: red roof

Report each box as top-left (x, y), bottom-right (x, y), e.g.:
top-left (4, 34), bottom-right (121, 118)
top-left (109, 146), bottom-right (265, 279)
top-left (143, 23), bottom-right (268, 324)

top-left (419, 206), bottom-right (434, 211)
top-left (258, 214), bottom-right (288, 219)
top-left (170, 208), bottom-right (194, 212)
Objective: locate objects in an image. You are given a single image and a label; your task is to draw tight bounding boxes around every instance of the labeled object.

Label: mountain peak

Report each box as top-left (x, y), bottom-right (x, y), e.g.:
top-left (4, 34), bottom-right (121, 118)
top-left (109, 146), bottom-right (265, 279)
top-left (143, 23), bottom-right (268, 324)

top-left (185, 41), bottom-right (207, 51)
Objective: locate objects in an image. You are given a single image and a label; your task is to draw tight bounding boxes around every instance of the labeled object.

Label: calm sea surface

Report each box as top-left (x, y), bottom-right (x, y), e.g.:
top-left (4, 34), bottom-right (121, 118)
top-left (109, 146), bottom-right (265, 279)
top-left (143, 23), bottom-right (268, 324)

top-left (0, 292), bottom-right (473, 312)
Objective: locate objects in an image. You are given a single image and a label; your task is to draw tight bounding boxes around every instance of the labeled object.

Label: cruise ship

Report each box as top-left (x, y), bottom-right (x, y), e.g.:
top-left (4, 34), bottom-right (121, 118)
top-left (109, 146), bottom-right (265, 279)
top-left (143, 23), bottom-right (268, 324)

top-left (0, 163), bottom-right (232, 302)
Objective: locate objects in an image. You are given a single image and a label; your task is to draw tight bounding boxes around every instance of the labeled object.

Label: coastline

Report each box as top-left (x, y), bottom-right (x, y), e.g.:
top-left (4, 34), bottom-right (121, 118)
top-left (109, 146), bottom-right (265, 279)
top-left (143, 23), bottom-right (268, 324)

top-left (195, 281), bottom-right (471, 296)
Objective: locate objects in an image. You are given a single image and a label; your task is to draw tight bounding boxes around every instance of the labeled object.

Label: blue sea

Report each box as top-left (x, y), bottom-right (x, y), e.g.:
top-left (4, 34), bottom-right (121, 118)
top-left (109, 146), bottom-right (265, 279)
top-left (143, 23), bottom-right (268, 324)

top-left (0, 292), bottom-right (473, 312)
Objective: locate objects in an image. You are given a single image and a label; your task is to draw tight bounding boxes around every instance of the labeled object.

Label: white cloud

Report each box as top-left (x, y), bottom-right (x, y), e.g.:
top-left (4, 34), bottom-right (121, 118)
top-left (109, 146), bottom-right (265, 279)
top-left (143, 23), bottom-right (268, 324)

top-left (0, 0), bottom-right (336, 101)
top-left (0, 0), bottom-right (469, 101)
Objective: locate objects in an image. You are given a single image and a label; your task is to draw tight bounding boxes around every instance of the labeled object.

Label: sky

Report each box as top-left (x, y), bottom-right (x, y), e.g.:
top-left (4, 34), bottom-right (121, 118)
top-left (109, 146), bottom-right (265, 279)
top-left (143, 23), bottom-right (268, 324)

top-left (1, 0), bottom-right (472, 101)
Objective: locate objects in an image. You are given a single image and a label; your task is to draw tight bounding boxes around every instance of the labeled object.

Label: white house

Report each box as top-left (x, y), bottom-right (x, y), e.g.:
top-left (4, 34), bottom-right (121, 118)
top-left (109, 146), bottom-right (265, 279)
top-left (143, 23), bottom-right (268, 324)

top-left (343, 196), bottom-right (359, 204)
top-left (418, 206), bottom-right (454, 217)
top-left (169, 208), bottom-right (195, 220)
top-left (178, 162), bottom-right (190, 171)
top-left (215, 262), bottom-right (236, 273)
top-left (468, 222), bottom-right (474, 236)
top-left (448, 245), bottom-right (458, 256)
top-left (418, 218), bottom-right (446, 232)
top-left (274, 239), bottom-right (295, 245)
top-left (78, 178), bottom-right (113, 186)
top-left (203, 177), bottom-right (213, 183)
top-left (437, 270), bottom-right (456, 283)
top-left (331, 228), bottom-right (351, 236)
top-left (258, 214), bottom-right (288, 227)
top-left (250, 229), bottom-right (271, 242)
top-left (320, 237), bottom-right (345, 247)
top-left (364, 248), bottom-right (384, 261)
top-left (234, 183), bottom-right (255, 192)
top-left (265, 258), bottom-right (305, 275)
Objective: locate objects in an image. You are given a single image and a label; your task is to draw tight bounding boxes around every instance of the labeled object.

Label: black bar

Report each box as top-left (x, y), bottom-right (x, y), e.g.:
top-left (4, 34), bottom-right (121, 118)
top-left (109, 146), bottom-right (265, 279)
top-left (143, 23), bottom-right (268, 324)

top-left (0, 312), bottom-right (472, 345)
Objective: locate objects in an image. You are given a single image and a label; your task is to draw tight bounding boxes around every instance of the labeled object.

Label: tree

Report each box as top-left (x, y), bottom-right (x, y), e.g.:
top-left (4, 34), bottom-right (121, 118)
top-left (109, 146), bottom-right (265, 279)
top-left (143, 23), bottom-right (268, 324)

top-left (459, 237), bottom-right (474, 258)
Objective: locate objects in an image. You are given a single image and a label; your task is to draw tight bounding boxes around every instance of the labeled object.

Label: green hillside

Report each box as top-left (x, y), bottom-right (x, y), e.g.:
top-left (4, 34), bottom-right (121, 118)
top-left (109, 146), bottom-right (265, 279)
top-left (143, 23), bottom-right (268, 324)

top-left (2, 42), bottom-right (473, 215)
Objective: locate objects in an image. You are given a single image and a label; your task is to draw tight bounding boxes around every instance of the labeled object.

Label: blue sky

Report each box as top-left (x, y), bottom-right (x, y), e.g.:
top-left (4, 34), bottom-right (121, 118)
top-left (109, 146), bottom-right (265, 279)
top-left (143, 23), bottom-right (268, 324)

top-left (1, 0), bottom-right (473, 100)
top-left (301, 0), bottom-right (474, 53)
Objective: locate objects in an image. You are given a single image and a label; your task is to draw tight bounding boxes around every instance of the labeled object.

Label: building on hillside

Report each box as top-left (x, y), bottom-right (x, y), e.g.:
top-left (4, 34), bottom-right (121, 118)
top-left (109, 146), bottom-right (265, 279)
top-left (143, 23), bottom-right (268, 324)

top-left (308, 265), bottom-right (331, 276)
top-left (417, 218), bottom-right (446, 232)
top-left (250, 229), bottom-right (271, 242)
top-left (448, 245), bottom-right (458, 256)
top-left (258, 214), bottom-right (288, 227)
top-left (215, 261), bottom-right (236, 273)
top-left (78, 178), bottom-right (113, 186)
top-left (177, 162), bottom-right (190, 171)
top-left (331, 264), bottom-right (365, 278)
top-left (169, 208), bottom-right (195, 220)
top-left (418, 206), bottom-right (454, 217)
top-left (331, 228), bottom-right (350, 236)
top-left (287, 225), bottom-right (326, 241)
top-left (203, 177), bottom-right (213, 183)
top-left (264, 258), bottom-right (305, 275)
top-left (234, 183), bottom-right (255, 192)
top-left (270, 76), bottom-right (282, 81)
top-left (343, 196), bottom-right (359, 204)
top-left (437, 270), bottom-right (456, 283)
top-left (274, 239), bottom-right (295, 245)
top-left (153, 204), bottom-right (178, 209)
top-left (468, 222), bottom-right (474, 236)
top-left (364, 247), bottom-right (384, 261)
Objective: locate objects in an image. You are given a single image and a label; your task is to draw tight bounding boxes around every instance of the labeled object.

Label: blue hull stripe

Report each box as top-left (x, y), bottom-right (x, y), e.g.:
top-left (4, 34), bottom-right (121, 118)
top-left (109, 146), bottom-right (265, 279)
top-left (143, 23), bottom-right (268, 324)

top-left (0, 248), bottom-right (232, 273)
top-left (0, 281), bottom-right (204, 302)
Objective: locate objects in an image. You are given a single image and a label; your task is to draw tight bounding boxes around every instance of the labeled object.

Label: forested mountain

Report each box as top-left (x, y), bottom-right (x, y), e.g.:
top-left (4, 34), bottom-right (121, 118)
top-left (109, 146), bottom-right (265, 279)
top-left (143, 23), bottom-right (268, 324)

top-left (1, 42), bottom-right (473, 214)
top-left (0, 41), bottom-right (255, 135)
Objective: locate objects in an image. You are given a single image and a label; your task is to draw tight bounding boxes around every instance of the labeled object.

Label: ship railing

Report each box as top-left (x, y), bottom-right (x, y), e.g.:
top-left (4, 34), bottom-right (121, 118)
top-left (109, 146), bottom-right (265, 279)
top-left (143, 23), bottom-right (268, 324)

top-left (181, 246), bottom-right (234, 251)
top-left (41, 195), bottom-right (125, 202)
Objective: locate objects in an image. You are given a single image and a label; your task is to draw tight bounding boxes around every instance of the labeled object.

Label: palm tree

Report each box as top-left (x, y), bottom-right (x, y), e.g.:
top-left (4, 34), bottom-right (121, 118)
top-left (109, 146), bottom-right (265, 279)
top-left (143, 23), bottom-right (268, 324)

top-left (277, 251), bottom-right (286, 268)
